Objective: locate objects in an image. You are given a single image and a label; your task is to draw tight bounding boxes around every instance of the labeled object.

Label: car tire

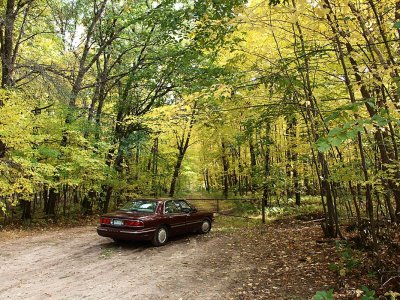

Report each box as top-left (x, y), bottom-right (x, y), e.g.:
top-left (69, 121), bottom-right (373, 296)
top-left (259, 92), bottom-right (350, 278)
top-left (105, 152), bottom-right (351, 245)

top-left (199, 219), bottom-right (211, 234)
top-left (152, 226), bottom-right (168, 246)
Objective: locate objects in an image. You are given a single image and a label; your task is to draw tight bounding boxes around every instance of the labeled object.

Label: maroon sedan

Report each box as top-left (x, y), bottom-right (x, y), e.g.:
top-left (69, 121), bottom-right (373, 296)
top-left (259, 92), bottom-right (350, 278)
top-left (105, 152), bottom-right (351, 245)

top-left (97, 199), bottom-right (214, 246)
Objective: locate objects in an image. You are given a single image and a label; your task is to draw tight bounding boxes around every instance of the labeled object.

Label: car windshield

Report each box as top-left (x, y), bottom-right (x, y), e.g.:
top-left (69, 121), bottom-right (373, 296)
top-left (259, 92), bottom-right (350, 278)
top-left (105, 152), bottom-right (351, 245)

top-left (120, 200), bottom-right (157, 213)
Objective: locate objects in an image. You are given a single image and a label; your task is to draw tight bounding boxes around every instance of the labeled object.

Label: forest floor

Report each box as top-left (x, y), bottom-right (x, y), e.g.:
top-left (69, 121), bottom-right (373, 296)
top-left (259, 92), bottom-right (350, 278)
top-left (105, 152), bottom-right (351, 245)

top-left (0, 215), bottom-right (394, 300)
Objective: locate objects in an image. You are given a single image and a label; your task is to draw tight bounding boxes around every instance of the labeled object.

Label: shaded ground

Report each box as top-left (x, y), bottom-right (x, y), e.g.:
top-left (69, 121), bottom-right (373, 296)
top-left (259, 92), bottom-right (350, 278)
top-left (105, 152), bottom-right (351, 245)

top-left (0, 217), bottom-right (384, 299)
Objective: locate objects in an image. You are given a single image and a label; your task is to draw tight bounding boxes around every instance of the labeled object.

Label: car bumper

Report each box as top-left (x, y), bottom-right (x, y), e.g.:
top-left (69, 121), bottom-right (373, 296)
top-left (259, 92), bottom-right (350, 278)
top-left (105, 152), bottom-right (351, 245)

top-left (97, 226), bottom-right (156, 241)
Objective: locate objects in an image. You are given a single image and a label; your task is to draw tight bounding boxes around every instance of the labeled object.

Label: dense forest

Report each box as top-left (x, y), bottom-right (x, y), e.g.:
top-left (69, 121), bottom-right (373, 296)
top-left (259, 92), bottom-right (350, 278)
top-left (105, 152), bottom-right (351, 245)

top-left (0, 0), bottom-right (399, 253)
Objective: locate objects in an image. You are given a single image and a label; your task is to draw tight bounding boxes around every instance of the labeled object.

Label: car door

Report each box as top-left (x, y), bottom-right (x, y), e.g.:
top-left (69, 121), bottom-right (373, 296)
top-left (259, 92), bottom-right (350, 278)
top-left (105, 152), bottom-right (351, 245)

top-left (164, 200), bottom-right (187, 236)
top-left (178, 200), bottom-right (202, 232)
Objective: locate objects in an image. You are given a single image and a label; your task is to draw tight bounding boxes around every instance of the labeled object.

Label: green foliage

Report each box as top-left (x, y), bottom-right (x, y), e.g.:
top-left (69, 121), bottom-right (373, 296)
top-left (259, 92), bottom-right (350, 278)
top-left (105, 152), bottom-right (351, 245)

top-left (313, 289), bottom-right (334, 300)
top-left (359, 286), bottom-right (378, 300)
top-left (0, 0), bottom-right (248, 220)
top-left (317, 100), bottom-right (396, 153)
top-left (316, 121), bottom-right (364, 152)
top-left (313, 286), bottom-right (377, 300)
top-left (213, 215), bottom-right (259, 232)
top-left (385, 291), bottom-right (400, 300)
top-left (328, 241), bottom-right (360, 277)
top-left (0, 91), bottom-right (113, 215)
top-left (264, 201), bottom-right (321, 219)
top-left (233, 200), bottom-right (259, 215)
top-left (99, 247), bottom-right (115, 259)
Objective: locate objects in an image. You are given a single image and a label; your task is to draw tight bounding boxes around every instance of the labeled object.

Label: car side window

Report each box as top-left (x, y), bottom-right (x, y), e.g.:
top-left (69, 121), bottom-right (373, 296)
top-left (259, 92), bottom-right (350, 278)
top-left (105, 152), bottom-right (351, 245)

top-left (165, 201), bottom-right (182, 214)
top-left (178, 200), bottom-right (191, 210)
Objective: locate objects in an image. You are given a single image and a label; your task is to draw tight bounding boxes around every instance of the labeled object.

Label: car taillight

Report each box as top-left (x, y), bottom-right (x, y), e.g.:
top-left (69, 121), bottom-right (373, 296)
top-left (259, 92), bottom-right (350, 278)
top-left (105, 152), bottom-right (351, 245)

top-left (123, 220), bottom-right (144, 227)
top-left (100, 217), bottom-right (111, 225)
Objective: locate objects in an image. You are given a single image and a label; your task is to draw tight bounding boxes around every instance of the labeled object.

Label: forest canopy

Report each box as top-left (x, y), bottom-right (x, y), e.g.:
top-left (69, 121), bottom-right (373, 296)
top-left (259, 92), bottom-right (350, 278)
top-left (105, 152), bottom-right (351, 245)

top-left (0, 0), bottom-right (399, 249)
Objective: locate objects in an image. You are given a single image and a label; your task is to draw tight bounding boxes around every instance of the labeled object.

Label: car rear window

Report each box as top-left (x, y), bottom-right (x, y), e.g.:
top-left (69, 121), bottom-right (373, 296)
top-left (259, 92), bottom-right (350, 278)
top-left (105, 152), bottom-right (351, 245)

top-left (120, 200), bottom-right (157, 213)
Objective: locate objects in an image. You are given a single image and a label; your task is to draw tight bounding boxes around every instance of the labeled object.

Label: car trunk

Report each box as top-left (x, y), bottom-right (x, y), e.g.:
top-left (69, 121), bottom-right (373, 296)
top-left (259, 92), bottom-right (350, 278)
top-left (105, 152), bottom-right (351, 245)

top-left (103, 210), bottom-right (153, 219)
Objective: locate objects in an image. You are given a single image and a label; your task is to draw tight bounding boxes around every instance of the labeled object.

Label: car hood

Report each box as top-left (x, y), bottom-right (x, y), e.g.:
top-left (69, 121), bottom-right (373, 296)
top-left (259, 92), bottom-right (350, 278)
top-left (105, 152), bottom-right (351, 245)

top-left (102, 210), bottom-right (154, 219)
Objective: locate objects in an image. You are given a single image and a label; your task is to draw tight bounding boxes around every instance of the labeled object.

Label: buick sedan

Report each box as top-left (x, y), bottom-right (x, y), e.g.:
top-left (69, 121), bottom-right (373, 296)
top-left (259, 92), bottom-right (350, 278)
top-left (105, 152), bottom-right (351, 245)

top-left (97, 199), bottom-right (214, 246)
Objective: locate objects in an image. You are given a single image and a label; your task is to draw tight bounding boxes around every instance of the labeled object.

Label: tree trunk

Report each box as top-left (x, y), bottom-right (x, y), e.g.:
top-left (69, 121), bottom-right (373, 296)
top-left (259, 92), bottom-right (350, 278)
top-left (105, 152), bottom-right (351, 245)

top-left (204, 168), bottom-right (210, 192)
top-left (42, 184), bottom-right (49, 215)
top-left (286, 116), bottom-right (300, 204)
top-left (1, 0), bottom-right (15, 87)
top-left (249, 137), bottom-right (257, 193)
top-left (63, 185), bottom-right (67, 216)
top-left (0, 0), bottom-right (17, 157)
top-left (383, 189), bottom-right (396, 223)
top-left (294, 168), bottom-right (300, 206)
top-left (349, 181), bottom-right (362, 225)
top-left (221, 139), bottom-right (229, 199)
top-left (262, 123), bottom-right (271, 207)
top-left (169, 103), bottom-right (197, 197)
top-left (101, 185), bottom-right (113, 214)
top-left (46, 187), bottom-right (58, 217)
top-left (150, 137), bottom-right (158, 195)
top-left (169, 153), bottom-right (184, 197)
top-left (21, 200), bottom-right (31, 220)
top-left (293, 9), bottom-right (337, 236)
top-left (0, 139), bottom-right (5, 158)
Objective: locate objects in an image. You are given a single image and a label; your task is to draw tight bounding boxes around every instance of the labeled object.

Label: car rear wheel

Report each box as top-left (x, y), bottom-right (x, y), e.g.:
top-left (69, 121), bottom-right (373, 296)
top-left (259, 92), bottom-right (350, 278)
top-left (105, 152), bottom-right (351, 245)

top-left (199, 219), bottom-right (211, 234)
top-left (152, 226), bottom-right (168, 246)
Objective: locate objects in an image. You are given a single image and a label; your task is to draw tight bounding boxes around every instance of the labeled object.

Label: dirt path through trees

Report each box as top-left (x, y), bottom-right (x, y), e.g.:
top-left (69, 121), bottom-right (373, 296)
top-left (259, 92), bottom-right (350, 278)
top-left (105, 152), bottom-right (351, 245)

top-left (0, 226), bottom-right (248, 299)
top-left (0, 219), bottom-right (376, 299)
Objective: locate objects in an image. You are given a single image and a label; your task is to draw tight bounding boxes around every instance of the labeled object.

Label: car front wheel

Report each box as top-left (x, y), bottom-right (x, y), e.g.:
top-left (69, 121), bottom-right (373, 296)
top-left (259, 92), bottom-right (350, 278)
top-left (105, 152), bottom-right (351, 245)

top-left (199, 219), bottom-right (211, 234)
top-left (152, 226), bottom-right (168, 246)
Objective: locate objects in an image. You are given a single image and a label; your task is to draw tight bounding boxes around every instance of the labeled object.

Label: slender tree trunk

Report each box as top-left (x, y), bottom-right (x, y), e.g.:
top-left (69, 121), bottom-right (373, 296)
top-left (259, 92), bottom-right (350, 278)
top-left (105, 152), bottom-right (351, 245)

top-left (294, 168), bottom-right (300, 206)
top-left (1, 0), bottom-right (15, 88)
top-left (150, 137), bottom-right (158, 195)
top-left (169, 103), bottom-right (197, 197)
top-left (46, 187), bottom-right (58, 217)
top-left (21, 200), bottom-right (31, 220)
top-left (249, 137), bottom-right (257, 193)
top-left (291, 3), bottom-right (337, 236)
top-left (286, 116), bottom-right (300, 205)
top-left (221, 139), bottom-right (229, 199)
top-left (102, 186), bottom-right (113, 213)
top-left (324, 4), bottom-right (376, 240)
top-left (169, 153), bottom-right (184, 198)
top-left (358, 131), bottom-right (377, 246)
top-left (262, 123), bottom-right (271, 223)
top-left (0, 137), bottom-right (5, 158)
top-left (0, 0), bottom-right (17, 158)
top-left (63, 185), bottom-right (67, 216)
top-left (383, 189), bottom-right (396, 223)
top-left (349, 181), bottom-right (362, 225)
top-left (204, 168), bottom-right (210, 192)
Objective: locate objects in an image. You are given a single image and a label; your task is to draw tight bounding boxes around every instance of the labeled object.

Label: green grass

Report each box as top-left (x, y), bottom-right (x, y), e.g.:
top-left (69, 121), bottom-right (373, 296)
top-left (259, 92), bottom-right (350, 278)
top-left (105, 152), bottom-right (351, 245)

top-left (99, 247), bottom-right (115, 259)
top-left (189, 194), bottom-right (324, 228)
top-left (213, 215), bottom-right (260, 233)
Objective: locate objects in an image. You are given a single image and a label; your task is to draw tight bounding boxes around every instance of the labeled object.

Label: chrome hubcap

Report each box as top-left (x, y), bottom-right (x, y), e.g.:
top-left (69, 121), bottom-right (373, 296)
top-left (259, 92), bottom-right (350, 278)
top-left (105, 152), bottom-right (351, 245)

top-left (158, 228), bottom-right (167, 243)
top-left (202, 221), bottom-right (210, 232)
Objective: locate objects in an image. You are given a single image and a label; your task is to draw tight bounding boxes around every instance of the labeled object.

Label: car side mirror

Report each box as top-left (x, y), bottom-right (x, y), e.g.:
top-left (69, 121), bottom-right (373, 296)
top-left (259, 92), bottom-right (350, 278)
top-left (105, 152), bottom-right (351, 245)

top-left (191, 208), bottom-right (197, 213)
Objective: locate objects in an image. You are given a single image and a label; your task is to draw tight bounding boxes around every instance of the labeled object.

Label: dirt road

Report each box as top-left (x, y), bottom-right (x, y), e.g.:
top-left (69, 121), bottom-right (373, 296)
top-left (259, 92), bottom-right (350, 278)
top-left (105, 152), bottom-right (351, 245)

top-left (0, 226), bottom-right (244, 300)
top-left (2, 218), bottom-right (373, 300)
